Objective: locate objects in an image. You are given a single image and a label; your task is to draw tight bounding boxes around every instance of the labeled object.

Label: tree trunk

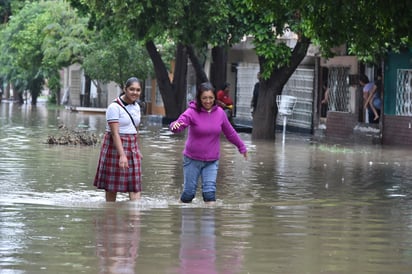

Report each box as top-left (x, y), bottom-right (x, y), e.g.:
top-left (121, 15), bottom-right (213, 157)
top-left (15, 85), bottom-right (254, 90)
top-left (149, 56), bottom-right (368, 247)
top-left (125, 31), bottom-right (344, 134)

top-left (210, 46), bottom-right (227, 90)
top-left (84, 75), bottom-right (91, 107)
top-left (17, 92), bottom-right (24, 104)
top-left (251, 79), bottom-right (277, 139)
top-left (146, 41), bottom-right (178, 119)
top-left (187, 45), bottom-right (209, 86)
top-left (28, 77), bottom-right (43, 106)
top-left (56, 87), bottom-right (61, 106)
top-left (173, 44), bottom-right (188, 113)
top-left (31, 93), bottom-right (38, 105)
top-left (146, 41), bottom-right (190, 120)
top-left (252, 36), bottom-right (311, 140)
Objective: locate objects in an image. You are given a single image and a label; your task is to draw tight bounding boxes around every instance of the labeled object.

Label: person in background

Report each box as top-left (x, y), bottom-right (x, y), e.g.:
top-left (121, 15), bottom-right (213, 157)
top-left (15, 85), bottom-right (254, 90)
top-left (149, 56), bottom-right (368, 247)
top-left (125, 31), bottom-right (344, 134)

top-left (93, 77), bottom-right (143, 202)
top-left (374, 69), bottom-right (383, 114)
top-left (216, 82), bottom-right (234, 121)
top-left (320, 82), bottom-right (329, 117)
top-left (250, 72), bottom-right (260, 116)
top-left (359, 74), bottom-right (380, 123)
top-left (169, 82), bottom-right (247, 205)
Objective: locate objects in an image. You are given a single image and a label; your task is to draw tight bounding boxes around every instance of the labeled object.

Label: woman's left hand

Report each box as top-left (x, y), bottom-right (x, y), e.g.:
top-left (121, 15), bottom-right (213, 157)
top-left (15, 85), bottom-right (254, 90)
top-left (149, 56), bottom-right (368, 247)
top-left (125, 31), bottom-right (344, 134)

top-left (243, 151), bottom-right (248, 160)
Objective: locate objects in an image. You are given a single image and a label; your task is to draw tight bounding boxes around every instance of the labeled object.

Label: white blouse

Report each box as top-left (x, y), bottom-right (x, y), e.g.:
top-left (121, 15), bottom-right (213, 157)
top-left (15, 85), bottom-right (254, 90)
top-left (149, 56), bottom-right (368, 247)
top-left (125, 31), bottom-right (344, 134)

top-left (105, 98), bottom-right (141, 134)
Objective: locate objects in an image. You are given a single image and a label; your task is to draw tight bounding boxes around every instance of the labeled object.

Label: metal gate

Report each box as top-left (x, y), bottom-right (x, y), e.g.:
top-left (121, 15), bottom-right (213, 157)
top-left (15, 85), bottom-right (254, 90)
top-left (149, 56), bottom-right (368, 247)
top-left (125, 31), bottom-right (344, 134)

top-left (277, 67), bottom-right (314, 130)
top-left (395, 69), bottom-right (412, 116)
top-left (326, 66), bottom-right (351, 113)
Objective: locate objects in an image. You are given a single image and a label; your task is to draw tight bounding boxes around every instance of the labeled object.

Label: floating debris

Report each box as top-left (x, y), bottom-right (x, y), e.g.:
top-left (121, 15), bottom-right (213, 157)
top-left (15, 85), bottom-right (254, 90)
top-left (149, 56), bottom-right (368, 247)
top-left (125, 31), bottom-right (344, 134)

top-left (46, 124), bottom-right (100, 146)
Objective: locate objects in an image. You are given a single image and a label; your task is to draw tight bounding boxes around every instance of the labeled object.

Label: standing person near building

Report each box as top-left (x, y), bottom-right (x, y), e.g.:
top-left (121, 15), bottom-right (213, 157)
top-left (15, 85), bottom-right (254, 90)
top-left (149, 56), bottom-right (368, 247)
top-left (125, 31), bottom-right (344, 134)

top-left (374, 69), bottom-right (383, 113)
top-left (216, 82), bottom-right (234, 120)
top-left (170, 82), bottom-right (248, 204)
top-left (360, 74), bottom-right (381, 123)
top-left (250, 72), bottom-right (260, 116)
top-left (93, 77), bottom-right (143, 202)
top-left (320, 82), bottom-right (330, 117)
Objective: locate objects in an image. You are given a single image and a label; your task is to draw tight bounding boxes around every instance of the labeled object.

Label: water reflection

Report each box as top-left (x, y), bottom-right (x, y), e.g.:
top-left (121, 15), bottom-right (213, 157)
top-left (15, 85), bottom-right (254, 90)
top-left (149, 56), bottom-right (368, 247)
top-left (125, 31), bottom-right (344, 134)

top-left (94, 206), bottom-right (140, 274)
top-left (178, 208), bottom-right (217, 273)
top-left (177, 208), bottom-right (245, 274)
top-left (2, 102), bottom-right (412, 273)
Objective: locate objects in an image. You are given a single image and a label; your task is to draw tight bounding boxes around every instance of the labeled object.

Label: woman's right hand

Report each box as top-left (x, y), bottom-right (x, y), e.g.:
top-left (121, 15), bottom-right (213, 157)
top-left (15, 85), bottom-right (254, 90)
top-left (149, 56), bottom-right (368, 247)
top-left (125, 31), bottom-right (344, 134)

top-left (171, 122), bottom-right (185, 130)
top-left (119, 155), bottom-right (129, 169)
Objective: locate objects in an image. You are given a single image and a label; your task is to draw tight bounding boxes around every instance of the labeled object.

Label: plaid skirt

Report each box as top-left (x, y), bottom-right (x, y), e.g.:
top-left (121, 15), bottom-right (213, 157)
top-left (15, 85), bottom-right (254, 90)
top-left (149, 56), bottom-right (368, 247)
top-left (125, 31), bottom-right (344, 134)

top-left (93, 133), bottom-right (142, 192)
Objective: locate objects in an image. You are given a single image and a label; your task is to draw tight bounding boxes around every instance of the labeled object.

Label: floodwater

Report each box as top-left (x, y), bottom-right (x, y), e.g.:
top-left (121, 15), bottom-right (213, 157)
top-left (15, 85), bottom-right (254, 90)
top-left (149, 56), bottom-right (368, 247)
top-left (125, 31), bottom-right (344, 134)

top-left (1, 102), bottom-right (412, 274)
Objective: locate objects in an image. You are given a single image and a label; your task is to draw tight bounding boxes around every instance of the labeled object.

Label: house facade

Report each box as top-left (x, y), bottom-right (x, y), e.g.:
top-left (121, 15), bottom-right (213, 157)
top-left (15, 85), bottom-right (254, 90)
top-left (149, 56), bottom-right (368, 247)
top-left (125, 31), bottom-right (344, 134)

top-left (62, 46), bottom-right (412, 146)
top-left (381, 50), bottom-right (412, 145)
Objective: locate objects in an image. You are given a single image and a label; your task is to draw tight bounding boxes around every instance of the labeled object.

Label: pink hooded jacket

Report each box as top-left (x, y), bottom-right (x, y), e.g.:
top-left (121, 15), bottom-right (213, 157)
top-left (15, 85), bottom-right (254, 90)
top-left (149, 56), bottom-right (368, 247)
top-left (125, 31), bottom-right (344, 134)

top-left (170, 101), bottom-right (247, 161)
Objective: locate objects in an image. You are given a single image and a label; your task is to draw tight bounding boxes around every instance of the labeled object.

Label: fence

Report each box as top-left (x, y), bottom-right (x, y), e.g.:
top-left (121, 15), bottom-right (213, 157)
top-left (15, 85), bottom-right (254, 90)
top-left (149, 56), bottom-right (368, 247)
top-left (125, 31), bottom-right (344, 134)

top-left (277, 67), bottom-right (314, 130)
top-left (395, 69), bottom-right (412, 116)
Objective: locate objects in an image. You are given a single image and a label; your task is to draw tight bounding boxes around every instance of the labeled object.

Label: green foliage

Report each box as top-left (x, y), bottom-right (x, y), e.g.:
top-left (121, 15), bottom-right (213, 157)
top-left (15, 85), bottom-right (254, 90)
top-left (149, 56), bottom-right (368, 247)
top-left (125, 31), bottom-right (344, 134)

top-left (81, 28), bottom-right (153, 87)
top-left (0, 0), bottom-right (89, 103)
top-left (81, 0), bottom-right (249, 59)
top-left (299, 0), bottom-right (412, 62)
top-left (242, 0), bottom-right (412, 75)
top-left (235, 0), bottom-right (305, 78)
top-left (0, 0), bottom-right (11, 23)
top-left (47, 72), bottom-right (61, 104)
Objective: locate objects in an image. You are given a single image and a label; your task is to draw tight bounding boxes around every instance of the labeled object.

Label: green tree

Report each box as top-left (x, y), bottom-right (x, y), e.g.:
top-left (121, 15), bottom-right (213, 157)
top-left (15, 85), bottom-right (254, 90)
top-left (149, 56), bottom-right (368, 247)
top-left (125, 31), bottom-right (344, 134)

top-left (77, 0), bottom-right (183, 118)
top-left (243, 0), bottom-right (412, 139)
top-left (0, 0), bottom-right (11, 23)
top-left (78, 0), bottom-right (247, 119)
top-left (0, 1), bottom-right (89, 105)
top-left (82, 28), bottom-right (153, 88)
top-left (81, 27), bottom-right (154, 106)
top-left (77, 0), bottom-right (412, 139)
top-left (232, 0), bottom-right (311, 139)
top-left (301, 1), bottom-right (412, 63)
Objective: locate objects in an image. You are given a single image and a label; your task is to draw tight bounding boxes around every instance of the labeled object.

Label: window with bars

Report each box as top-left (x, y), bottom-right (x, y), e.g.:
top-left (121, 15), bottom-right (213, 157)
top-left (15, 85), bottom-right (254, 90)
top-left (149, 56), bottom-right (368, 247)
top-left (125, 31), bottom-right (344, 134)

top-left (327, 66), bottom-right (351, 113)
top-left (395, 69), bottom-right (412, 116)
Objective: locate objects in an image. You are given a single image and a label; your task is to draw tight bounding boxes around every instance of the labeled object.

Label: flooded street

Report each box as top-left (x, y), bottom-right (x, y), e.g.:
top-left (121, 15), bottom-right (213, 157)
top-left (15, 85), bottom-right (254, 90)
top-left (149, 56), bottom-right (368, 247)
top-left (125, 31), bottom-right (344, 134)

top-left (1, 102), bottom-right (412, 273)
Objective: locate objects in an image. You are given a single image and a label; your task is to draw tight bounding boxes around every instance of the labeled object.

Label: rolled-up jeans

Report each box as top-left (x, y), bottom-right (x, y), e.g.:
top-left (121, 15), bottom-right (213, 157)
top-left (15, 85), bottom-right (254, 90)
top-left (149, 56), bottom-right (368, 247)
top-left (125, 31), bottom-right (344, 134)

top-left (180, 155), bottom-right (219, 203)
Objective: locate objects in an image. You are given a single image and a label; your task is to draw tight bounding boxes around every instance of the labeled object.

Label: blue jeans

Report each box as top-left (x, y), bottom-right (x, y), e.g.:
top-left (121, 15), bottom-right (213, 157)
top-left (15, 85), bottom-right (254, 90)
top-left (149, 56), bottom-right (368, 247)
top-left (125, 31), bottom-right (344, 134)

top-left (180, 155), bottom-right (219, 203)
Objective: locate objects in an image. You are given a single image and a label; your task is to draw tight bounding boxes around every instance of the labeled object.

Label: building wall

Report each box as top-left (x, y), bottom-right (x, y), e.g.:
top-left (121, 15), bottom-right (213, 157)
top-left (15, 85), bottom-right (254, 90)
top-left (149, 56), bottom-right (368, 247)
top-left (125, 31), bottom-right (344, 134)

top-left (235, 63), bottom-right (259, 124)
top-left (106, 82), bottom-right (119, 106)
top-left (279, 66), bottom-right (315, 131)
top-left (228, 44), bottom-right (317, 131)
top-left (62, 64), bottom-right (120, 108)
top-left (320, 56), bottom-right (359, 118)
top-left (148, 79), bottom-right (165, 116)
top-left (384, 51), bottom-right (412, 115)
top-left (321, 56), bottom-right (358, 74)
top-left (63, 64), bottom-right (82, 106)
top-left (382, 115), bottom-right (412, 145)
top-left (325, 112), bottom-right (357, 138)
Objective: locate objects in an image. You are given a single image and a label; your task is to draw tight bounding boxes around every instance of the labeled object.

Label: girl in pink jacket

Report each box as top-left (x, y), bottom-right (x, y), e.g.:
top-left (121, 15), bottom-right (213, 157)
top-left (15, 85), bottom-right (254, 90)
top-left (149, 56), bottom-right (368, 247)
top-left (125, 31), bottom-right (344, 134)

top-left (170, 82), bottom-right (247, 204)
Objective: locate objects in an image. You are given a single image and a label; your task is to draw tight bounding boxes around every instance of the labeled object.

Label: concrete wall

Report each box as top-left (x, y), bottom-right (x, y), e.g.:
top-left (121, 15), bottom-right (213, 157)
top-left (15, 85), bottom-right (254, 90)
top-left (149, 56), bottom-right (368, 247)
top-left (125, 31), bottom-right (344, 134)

top-left (62, 64), bottom-right (82, 106)
top-left (106, 81), bottom-right (119, 106)
top-left (62, 64), bottom-right (122, 108)
top-left (382, 115), bottom-right (412, 145)
top-left (235, 63), bottom-right (260, 124)
top-left (321, 56), bottom-right (358, 74)
top-left (326, 112), bottom-right (357, 139)
top-left (227, 41), bottom-right (259, 125)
